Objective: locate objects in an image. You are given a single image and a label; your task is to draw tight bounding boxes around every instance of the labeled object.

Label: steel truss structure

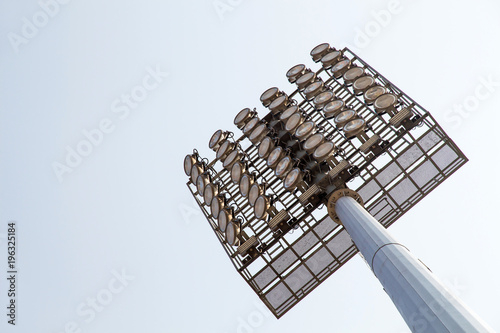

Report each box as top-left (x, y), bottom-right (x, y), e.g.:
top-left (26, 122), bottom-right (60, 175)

top-left (185, 45), bottom-right (467, 318)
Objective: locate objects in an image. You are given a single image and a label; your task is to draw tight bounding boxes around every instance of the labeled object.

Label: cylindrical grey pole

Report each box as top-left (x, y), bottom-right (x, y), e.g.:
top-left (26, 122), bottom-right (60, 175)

top-left (335, 196), bottom-right (493, 333)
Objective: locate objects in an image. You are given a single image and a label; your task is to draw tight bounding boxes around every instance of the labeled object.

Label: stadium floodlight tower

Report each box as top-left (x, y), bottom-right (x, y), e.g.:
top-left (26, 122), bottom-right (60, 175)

top-left (184, 43), bottom-right (494, 332)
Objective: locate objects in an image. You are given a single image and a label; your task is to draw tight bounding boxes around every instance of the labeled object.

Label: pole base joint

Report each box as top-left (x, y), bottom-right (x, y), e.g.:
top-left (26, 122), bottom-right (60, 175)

top-left (327, 188), bottom-right (364, 224)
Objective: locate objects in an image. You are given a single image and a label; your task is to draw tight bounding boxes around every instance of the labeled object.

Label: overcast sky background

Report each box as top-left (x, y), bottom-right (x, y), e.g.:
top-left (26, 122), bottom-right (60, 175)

top-left (1, 0), bottom-right (500, 332)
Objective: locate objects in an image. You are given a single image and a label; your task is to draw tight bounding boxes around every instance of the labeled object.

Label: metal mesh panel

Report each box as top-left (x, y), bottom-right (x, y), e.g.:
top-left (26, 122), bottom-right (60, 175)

top-left (272, 249), bottom-right (299, 275)
top-left (313, 216), bottom-right (338, 239)
top-left (253, 266), bottom-right (278, 290)
top-left (432, 145), bottom-right (459, 171)
top-left (267, 282), bottom-right (293, 309)
top-left (327, 230), bottom-right (354, 258)
top-left (358, 179), bottom-right (381, 202)
top-left (410, 160), bottom-right (440, 188)
top-left (306, 248), bottom-right (336, 276)
top-left (285, 265), bottom-right (314, 293)
top-left (389, 178), bottom-right (418, 206)
top-left (377, 162), bottom-right (402, 187)
top-left (293, 232), bottom-right (319, 257)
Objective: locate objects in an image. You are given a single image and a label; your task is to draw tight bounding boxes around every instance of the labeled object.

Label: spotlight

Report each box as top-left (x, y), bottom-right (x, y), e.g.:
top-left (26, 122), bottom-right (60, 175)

top-left (231, 161), bottom-right (246, 184)
top-left (286, 64), bottom-right (307, 83)
top-left (296, 72), bottom-right (316, 90)
top-left (310, 43), bottom-right (333, 62)
top-left (216, 140), bottom-right (235, 161)
top-left (334, 109), bottom-right (357, 128)
top-left (209, 129), bottom-right (228, 151)
top-left (283, 167), bottom-right (305, 191)
top-left (258, 136), bottom-right (275, 159)
top-left (203, 183), bottom-right (218, 206)
top-left (343, 118), bottom-right (367, 138)
top-left (313, 141), bottom-right (337, 165)
top-left (218, 207), bottom-right (233, 232)
top-left (239, 173), bottom-right (254, 198)
top-left (343, 66), bottom-right (365, 85)
top-left (295, 121), bottom-right (316, 141)
top-left (331, 59), bottom-right (351, 78)
top-left (260, 87), bottom-right (280, 107)
top-left (313, 91), bottom-right (335, 110)
top-left (269, 95), bottom-right (290, 114)
top-left (364, 85), bottom-right (387, 105)
top-left (323, 99), bottom-right (345, 119)
top-left (210, 195), bottom-right (224, 219)
top-left (234, 108), bottom-right (257, 129)
top-left (249, 183), bottom-right (264, 207)
top-left (285, 113), bottom-right (305, 134)
top-left (304, 81), bottom-right (324, 100)
top-left (302, 133), bottom-right (325, 154)
top-left (190, 163), bottom-right (204, 185)
top-left (280, 105), bottom-right (299, 123)
top-left (225, 221), bottom-right (241, 246)
top-left (320, 50), bottom-right (342, 68)
top-left (242, 117), bottom-right (261, 137)
top-left (254, 195), bottom-right (271, 220)
top-left (267, 147), bottom-right (285, 169)
top-left (275, 156), bottom-right (294, 179)
top-left (184, 154), bottom-right (197, 176)
top-left (353, 75), bottom-right (375, 95)
top-left (196, 173), bottom-right (210, 196)
top-left (249, 123), bottom-right (269, 144)
top-left (374, 93), bottom-right (398, 115)
top-left (223, 149), bottom-right (242, 170)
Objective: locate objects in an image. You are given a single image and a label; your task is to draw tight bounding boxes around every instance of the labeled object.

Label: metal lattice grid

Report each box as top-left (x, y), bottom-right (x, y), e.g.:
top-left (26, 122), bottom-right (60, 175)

top-left (184, 45), bottom-right (467, 318)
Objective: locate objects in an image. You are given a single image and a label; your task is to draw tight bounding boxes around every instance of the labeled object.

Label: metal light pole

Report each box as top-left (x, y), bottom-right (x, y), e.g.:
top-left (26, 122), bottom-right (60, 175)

top-left (329, 191), bottom-right (493, 332)
top-left (184, 43), bottom-right (493, 331)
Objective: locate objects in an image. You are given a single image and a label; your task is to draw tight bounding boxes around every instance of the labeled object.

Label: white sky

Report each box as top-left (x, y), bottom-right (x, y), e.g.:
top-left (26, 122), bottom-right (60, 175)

top-left (1, 0), bottom-right (500, 332)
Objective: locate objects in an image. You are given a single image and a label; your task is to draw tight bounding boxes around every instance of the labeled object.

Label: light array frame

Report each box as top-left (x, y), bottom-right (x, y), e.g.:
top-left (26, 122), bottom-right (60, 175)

top-left (185, 46), bottom-right (467, 318)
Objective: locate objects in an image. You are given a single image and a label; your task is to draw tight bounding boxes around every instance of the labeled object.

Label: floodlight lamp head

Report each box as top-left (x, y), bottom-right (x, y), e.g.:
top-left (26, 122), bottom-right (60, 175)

top-left (275, 156), bottom-right (294, 179)
top-left (313, 91), bottom-right (335, 109)
top-left (323, 99), bottom-right (345, 119)
top-left (216, 140), bottom-right (234, 161)
top-left (320, 50), bottom-right (342, 68)
top-left (295, 121), bottom-right (316, 141)
top-left (331, 59), bottom-right (351, 78)
top-left (343, 118), bottom-right (367, 138)
top-left (225, 221), bottom-right (240, 246)
top-left (209, 129), bottom-right (229, 151)
top-left (223, 149), bottom-right (241, 170)
top-left (234, 108), bottom-right (256, 129)
top-left (231, 161), bottom-right (246, 184)
top-left (364, 85), bottom-right (387, 104)
top-left (286, 64), bottom-right (307, 83)
top-left (258, 137), bottom-right (275, 159)
top-left (254, 195), bottom-right (271, 220)
top-left (283, 167), bottom-right (304, 191)
top-left (218, 207), bottom-right (233, 232)
top-left (343, 66), bottom-right (365, 85)
top-left (260, 87), bottom-right (280, 107)
top-left (184, 154), bottom-right (197, 177)
top-left (310, 43), bottom-right (332, 62)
